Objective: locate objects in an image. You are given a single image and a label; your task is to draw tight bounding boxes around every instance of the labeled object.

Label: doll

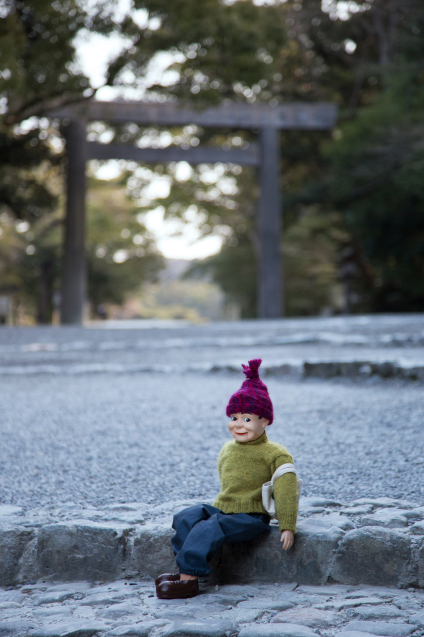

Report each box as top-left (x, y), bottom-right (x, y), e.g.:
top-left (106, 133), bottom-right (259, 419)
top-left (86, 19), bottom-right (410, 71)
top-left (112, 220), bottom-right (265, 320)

top-left (156, 358), bottom-right (298, 599)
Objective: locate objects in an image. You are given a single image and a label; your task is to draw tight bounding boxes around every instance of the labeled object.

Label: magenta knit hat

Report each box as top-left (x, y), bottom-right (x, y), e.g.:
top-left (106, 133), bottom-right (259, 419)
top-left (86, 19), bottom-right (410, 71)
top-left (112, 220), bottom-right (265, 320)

top-left (226, 359), bottom-right (274, 424)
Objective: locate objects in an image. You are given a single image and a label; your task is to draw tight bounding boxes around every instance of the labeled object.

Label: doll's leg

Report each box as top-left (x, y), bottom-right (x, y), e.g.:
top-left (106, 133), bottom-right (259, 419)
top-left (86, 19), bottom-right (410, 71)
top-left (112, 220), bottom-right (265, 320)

top-left (174, 511), bottom-right (270, 577)
top-left (174, 512), bottom-right (225, 577)
top-left (220, 512), bottom-right (270, 544)
top-left (171, 504), bottom-right (222, 557)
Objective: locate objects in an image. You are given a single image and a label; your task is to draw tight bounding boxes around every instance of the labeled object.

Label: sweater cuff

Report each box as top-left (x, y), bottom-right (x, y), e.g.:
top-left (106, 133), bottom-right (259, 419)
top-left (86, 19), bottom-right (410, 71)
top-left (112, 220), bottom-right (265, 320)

top-left (279, 514), bottom-right (297, 533)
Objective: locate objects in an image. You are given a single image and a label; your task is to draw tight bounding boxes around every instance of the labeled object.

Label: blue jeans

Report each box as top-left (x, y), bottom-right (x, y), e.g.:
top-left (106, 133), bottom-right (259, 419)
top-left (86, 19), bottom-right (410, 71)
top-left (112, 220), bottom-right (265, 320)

top-left (171, 503), bottom-right (270, 577)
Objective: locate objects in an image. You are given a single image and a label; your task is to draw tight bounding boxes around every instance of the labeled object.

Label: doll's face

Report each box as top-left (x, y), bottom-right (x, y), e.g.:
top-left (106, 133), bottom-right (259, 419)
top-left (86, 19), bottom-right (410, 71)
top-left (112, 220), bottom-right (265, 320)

top-left (228, 412), bottom-right (269, 443)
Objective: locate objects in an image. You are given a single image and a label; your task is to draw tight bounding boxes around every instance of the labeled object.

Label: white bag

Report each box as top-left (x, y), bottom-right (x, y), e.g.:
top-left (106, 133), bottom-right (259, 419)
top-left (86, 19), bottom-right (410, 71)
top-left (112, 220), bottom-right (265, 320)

top-left (262, 463), bottom-right (302, 520)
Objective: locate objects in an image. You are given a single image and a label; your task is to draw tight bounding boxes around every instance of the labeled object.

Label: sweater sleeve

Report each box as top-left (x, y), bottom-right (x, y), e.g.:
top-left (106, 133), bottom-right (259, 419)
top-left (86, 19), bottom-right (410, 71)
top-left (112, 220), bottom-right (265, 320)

top-left (216, 441), bottom-right (229, 487)
top-left (272, 455), bottom-right (298, 533)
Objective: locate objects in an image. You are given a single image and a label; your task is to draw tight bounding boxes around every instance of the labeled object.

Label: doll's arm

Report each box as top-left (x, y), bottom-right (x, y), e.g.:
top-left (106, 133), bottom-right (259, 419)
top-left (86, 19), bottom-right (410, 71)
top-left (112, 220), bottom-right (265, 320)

top-left (273, 470), bottom-right (298, 533)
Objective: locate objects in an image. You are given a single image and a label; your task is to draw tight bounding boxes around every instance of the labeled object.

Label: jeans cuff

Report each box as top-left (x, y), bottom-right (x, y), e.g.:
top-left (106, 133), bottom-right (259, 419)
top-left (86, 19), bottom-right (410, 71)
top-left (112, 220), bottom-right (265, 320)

top-left (177, 567), bottom-right (210, 577)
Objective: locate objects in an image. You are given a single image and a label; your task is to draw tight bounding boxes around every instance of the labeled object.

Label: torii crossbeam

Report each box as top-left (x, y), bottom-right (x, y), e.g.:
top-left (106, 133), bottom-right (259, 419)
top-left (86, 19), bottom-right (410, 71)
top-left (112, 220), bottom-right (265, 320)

top-left (48, 100), bottom-right (337, 324)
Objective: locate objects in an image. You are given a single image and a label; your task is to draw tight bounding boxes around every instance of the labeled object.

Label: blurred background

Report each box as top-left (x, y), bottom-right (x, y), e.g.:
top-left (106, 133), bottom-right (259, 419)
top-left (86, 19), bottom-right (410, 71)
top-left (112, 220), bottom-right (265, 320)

top-left (1, 0), bottom-right (423, 325)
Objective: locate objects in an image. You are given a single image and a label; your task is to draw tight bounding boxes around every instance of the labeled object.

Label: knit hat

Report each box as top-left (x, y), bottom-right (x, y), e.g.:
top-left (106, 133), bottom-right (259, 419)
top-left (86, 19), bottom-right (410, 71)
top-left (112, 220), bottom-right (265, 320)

top-left (226, 359), bottom-right (274, 425)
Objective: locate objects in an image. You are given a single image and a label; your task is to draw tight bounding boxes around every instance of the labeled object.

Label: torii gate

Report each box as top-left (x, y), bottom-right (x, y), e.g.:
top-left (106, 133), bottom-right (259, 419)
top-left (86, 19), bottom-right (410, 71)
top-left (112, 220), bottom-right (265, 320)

top-left (49, 100), bottom-right (337, 324)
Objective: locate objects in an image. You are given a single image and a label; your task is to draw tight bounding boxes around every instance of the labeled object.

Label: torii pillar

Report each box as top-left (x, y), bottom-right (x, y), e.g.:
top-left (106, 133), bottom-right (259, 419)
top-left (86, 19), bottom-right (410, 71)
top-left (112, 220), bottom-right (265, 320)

top-left (62, 119), bottom-right (87, 325)
top-left (258, 127), bottom-right (283, 317)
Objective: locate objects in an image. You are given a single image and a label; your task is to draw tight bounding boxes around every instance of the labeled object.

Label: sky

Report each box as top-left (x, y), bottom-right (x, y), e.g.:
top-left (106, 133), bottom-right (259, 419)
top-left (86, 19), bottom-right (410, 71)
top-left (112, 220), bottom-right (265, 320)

top-left (75, 1), bottom-right (223, 261)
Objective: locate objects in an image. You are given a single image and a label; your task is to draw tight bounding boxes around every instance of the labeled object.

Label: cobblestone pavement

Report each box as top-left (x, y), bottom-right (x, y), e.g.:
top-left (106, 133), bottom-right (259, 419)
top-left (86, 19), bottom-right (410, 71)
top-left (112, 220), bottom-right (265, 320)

top-left (0, 578), bottom-right (424, 637)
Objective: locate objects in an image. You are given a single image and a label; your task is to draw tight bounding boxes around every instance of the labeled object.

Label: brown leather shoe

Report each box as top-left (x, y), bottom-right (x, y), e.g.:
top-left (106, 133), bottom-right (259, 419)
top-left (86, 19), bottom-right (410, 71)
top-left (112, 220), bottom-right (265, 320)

top-left (156, 578), bottom-right (199, 599)
top-left (155, 572), bottom-right (180, 587)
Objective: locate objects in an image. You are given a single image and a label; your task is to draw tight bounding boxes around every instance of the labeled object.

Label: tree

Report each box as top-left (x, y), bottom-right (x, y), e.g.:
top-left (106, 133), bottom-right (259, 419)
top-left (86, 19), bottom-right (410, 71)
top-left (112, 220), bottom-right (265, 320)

top-left (0, 177), bottom-right (163, 323)
top-left (0, 0), bottom-right (104, 220)
top-left (112, 0), bottom-right (424, 315)
top-left (325, 71), bottom-right (424, 311)
top-left (86, 176), bottom-right (163, 314)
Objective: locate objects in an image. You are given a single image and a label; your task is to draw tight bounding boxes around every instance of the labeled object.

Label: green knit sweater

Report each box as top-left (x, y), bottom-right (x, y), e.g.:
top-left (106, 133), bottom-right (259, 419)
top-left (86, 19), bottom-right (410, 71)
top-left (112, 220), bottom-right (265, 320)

top-left (212, 431), bottom-right (298, 532)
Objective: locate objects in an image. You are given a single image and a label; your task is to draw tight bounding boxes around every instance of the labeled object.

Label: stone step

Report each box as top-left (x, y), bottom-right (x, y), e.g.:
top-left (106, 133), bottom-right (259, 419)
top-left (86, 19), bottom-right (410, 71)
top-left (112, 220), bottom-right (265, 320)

top-left (1, 358), bottom-right (423, 381)
top-left (0, 498), bottom-right (423, 589)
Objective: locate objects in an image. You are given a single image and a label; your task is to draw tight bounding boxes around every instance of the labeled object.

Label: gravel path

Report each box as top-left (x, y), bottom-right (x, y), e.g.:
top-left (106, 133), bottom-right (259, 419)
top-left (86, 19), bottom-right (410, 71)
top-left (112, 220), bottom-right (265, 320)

top-left (1, 372), bottom-right (423, 509)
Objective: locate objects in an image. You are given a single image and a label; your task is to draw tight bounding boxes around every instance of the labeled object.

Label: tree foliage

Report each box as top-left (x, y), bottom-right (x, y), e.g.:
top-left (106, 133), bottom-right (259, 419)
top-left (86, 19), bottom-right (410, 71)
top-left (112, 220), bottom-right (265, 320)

top-left (2, 0), bottom-right (424, 319)
top-left (0, 0), bottom-right (100, 220)
top-left (113, 0), bottom-right (424, 315)
top-left (0, 177), bottom-right (163, 323)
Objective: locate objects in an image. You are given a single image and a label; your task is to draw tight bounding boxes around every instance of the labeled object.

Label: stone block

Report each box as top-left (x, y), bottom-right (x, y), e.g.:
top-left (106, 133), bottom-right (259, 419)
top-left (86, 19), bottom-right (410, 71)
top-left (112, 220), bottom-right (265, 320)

top-left (303, 361), bottom-right (348, 378)
top-left (409, 611), bottom-right (424, 628)
top-left (403, 507), bottom-right (424, 521)
top-left (35, 590), bottom-right (86, 605)
top-left (339, 633), bottom-right (387, 637)
top-left (300, 497), bottom-right (343, 509)
top-left (29, 622), bottom-right (109, 636)
top-left (33, 607), bottom-right (73, 619)
top-left (36, 522), bottom-right (126, 581)
top-left (0, 601), bottom-right (21, 609)
top-left (350, 498), bottom-right (415, 510)
top-left (343, 586), bottom-right (395, 599)
top-left (313, 513), bottom-right (355, 531)
top-left (270, 607), bottom-right (340, 628)
top-left (238, 624), bottom-right (318, 637)
top-left (0, 619), bottom-right (36, 636)
top-left (163, 619), bottom-right (235, 637)
top-left (0, 591), bottom-right (26, 604)
top-left (220, 607), bottom-right (264, 623)
top-left (409, 521), bottom-right (424, 535)
top-left (125, 524), bottom-right (175, 579)
top-left (349, 606), bottom-right (408, 621)
top-left (341, 621), bottom-right (416, 636)
top-left (80, 591), bottom-right (138, 606)
top-left (236, 599), bottom-right (294, 611)
top-left (330, 527), bottom-right (415, 587)
top-left (210, 518), bottom-right (345, 585)
top-left (341, 506), bottom-right (373, 515)
top-left (296, 584), bottom-right (351, 595)
top-left (16, 536), bottom-right (40, 584)
top-left (418, 541), bottom-right (424, 588)
top-left (0, 526), bottom-right (35, 586)
top-left (0, 506), bottom-right (23, 517)
top-left (97, 602), bottom-right (142, 619)
top-left (319, 597), bottom-right (387, 611)
top-left (360, 510), bottom-right (408, 528)
top-left (106, 621), bottom-right (170, 637)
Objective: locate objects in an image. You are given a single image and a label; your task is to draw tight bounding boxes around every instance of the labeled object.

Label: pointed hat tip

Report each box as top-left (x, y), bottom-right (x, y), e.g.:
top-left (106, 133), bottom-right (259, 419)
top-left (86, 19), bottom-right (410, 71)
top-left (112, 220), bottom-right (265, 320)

top-left (242, 358), bottom-right (262, 379)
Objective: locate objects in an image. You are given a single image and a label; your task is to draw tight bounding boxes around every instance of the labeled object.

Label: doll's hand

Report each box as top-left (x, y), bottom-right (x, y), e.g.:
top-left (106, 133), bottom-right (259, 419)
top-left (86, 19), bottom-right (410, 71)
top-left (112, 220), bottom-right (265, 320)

top-left (280, 530), bottom-right (294, 550)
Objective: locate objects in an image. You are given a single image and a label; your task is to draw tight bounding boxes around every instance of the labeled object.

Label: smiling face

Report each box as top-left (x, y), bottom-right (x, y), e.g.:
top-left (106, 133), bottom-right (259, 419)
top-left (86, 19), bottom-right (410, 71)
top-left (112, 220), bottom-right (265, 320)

top-left (228, 412), bottom-right (269, 443)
